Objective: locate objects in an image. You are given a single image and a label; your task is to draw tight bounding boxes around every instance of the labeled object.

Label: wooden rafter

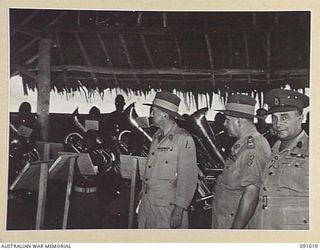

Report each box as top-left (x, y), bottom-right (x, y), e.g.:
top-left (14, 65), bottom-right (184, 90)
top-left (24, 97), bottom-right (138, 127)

top-left (174, 36), bottom-right (187, 87)
top-left (227, 33), bottom-right (233, 81)
top-left (266, 32), bottom-right (271, 84)
top-left (163, 12), bottom-right (167, 28)
top-left (274, 12), bottom-right (279, 24)
top-left (47, 25), bottom-right (309, 35)
top-left (205, 33), bottom-right (215, 86)
top-left (48, 11), bottom-right (67, 26)
top-left (25, 53), bottom-right (39, 65)
top-left (243, 33), bottom-right (251, 83)
top-left (17, 64), bottom-right (309, 76)
top-left (53, 75), bottom-right (308, 83)
top-left (118, 33), bottom-right (141, 85)
top-left (11, 10), bottom-right (40, 37)
top-left (74, 32), bottom-right (98, 85)
top-left (13, 37), bottom-right (39, 61)
top-left (141, 35), bottom-right (155, 67)
top-left (11, 25), bottom-right (44, 39)
top-left (137, 12), bottom-right (143, 26)
top-left (140, 34), bottom-right (162, 85)
top-left (252, 13), bottom-right (257, 25)
top-left (97, 32), bottom-right (119, 86)
top-left (55, 32), bottom-right (68, 84)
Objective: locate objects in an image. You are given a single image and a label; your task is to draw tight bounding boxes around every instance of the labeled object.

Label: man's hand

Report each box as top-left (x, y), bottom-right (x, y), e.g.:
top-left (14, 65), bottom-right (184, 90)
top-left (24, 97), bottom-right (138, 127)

top-left (231, 184), bottom-right (259, 229)
top-left (170, 205), bottom-right (184, 229)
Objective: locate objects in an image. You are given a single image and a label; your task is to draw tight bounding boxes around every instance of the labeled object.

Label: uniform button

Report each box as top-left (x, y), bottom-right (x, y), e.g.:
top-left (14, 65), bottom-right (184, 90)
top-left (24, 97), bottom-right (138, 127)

top-left (165, 161), bottom-right (168, 164)
top-left (148, 165), bottom-right (151, 169)
top-left (303, 219), bottom-right (308, 224)
top-left (269, 172), bottom-right (273, 176)
top-left (146, 178), bottom-right (148, 181)
top-left (151, 152), bottom-right (155, 155)
top-left (263, 187), bottom-right (267, 191)
top-left (230, 213), bottom-right (234, 217)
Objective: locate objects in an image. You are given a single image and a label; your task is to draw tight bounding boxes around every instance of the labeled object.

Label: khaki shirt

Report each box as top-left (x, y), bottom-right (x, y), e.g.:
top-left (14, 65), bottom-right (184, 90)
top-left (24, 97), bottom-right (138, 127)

top-left (257, 130), bottom-right (309, 229)
top-left (213, 125), bottom-right (271, 228)
top-left (141, 123), bottom-right (198, 209)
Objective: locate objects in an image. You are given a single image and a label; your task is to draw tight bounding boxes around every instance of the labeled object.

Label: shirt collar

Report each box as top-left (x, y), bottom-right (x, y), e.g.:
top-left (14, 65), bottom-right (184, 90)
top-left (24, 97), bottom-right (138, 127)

top-left (156, 122), bottom-right (179, 142)
top-left (272, 129), bottom-right (308, 153)
top-left (233, 124), bottom-right (258, 149)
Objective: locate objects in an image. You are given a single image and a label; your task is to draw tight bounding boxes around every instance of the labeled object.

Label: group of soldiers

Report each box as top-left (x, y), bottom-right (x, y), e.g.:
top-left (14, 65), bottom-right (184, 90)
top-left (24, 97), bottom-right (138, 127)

top-left (8, 88), bottom-right (309, 230)
top-left (137, 89), bottom-right (309, 230)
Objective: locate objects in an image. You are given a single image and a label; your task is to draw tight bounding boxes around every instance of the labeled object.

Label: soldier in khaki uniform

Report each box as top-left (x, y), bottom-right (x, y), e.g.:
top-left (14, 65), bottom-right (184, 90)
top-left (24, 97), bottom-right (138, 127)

top-left (212, 94), bottom-right (271, 229)
top-left (256, 89), bottom-right (309, 229)
top-left (137, 91), bottom-right (198, 229)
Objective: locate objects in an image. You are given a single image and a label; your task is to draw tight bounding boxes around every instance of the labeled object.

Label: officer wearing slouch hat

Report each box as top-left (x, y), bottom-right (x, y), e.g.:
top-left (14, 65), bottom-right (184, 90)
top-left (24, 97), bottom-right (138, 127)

top-left (211, 94), bottom-right (271, 229)
top-left (137, 91), bottom-right (198, 229)
top-left (255, 89), bottom-right (309, 229)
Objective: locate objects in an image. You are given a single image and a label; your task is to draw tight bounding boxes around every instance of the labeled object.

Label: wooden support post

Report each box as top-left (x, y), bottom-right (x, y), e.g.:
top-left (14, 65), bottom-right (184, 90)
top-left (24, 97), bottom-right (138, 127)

top-left (62, 157), bottom-right (76, 229)
top-left (35, 143), bottom-right (50, 230)
top-left (37, 38), bottom-right (52, 142)
top-left (128, 158), bottom-right (138, 229)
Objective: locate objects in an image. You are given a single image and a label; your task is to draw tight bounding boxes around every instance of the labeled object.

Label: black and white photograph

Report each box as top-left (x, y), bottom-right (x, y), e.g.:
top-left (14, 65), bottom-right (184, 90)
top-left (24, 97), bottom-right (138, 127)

top-left (1, 2), bottom-right (318, 243)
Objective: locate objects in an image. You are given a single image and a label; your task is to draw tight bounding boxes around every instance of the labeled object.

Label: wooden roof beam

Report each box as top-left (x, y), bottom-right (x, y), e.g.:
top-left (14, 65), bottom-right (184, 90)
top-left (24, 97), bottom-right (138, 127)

top-left (47, 25), bottom-right (309, 35)
top-left (11, 24), bottom-right (44, 39)
top-left (137, 12), bottom-right (142, 27)
top-left (53, 75), bottom-right (308, 84)
top-left (11, 10), bottom-right (40, 36)
top-left (174, 36), bottom-right (187, 88)
top-left (266, 32), bottom-right (271, 85)
top-left (47, 11), bottom-right (67, 26)
top-left (12, 37), bottom-right (39, 61)
top-left (118, 33), bottom-right (141, 85)
top-left (205, 33), bottom-right (215, 87)
top-left (17, 64), bottom-right (309, 76)
top-left (141, 34), bottom-right (162, 85)
top-left (227, 33), bottom-right (233, 82)
top-left (75, 32), bottom-right (98, 85)
top-left (243, 32), bottom-right (251, 84)
top-left (163, 12), bottom-right (167, 28)
top-left (11, 64), bottom-right (37, 79)
top-left (97, 32), bottom-right (119, 86)
top-left (55, 32), bottom-right (68, 83)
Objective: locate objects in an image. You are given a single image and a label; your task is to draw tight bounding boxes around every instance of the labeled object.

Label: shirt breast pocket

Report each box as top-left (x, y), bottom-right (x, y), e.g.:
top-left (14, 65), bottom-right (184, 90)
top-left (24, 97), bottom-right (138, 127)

top-left (157, 151), bottom-right (177, 180)
top-left (279, 158), bottom-right (309, 193)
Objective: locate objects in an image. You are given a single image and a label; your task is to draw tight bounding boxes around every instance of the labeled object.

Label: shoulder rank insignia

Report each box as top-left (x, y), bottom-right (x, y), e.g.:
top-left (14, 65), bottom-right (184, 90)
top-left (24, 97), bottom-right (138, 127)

top-left (229, 153), bottom-right (237, 162)
top-left (247, 136), bottom-right (255, 149)
top-left (233, 144), bottom-right (240, 150)
top-left (247, 155), bottom-right (255, 166)
top-left (290, 153), bottom-right (308, 159)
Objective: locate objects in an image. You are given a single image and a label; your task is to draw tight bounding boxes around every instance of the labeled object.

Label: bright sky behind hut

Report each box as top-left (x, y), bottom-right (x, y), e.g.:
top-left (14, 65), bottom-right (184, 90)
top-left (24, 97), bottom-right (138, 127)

top-left (9, 76), bottom-right (309, 122)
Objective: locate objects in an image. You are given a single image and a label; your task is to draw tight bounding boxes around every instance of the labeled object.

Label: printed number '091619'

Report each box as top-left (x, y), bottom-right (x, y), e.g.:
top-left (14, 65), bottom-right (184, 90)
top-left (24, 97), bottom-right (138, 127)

top-left (300, 244), bottom-right (318, 248)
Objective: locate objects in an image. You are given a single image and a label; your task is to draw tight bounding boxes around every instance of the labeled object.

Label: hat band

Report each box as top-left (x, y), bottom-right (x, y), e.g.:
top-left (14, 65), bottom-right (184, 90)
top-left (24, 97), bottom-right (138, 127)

top-left (153, 98), bottom-right (179, 113)
top-left (226, 103), bottom-right (255, 115)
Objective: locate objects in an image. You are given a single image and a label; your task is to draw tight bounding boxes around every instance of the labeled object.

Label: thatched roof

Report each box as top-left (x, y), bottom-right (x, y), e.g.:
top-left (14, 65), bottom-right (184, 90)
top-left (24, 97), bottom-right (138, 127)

top-left (10, 9), bottom-right (310, 106)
